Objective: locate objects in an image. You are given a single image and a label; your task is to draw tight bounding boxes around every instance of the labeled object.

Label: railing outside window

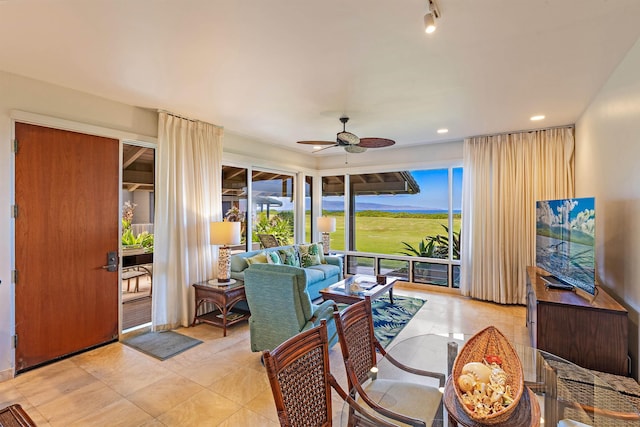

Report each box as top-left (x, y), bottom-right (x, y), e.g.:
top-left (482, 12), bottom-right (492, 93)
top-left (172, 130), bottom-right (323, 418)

top-left (343, 251), bottom-right (461, 289)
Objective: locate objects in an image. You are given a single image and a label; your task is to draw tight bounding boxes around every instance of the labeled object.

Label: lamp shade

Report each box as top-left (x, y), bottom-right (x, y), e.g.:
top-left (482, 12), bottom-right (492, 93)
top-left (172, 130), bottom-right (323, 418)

top-left (317, 216), bottom-right (336, 233)
top-left (210, 221), bottom-right (241, 246)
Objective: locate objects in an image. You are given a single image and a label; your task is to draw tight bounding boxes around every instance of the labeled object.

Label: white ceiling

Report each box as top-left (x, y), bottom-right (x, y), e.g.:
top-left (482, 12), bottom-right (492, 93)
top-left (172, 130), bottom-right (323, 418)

top-left (2, 0), bottom-right (640, 156)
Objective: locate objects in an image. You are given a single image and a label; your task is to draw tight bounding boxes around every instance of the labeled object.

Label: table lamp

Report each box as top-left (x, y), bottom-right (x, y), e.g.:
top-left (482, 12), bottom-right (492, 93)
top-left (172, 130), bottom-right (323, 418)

top-left (210, 221), bottom-right (241, 282)
top-left (317, 216), bottom-right (336, 255)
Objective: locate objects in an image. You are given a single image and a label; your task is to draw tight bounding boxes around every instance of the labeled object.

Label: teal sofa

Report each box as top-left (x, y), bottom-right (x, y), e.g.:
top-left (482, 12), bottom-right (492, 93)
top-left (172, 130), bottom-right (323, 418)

top-left (230, 244), bottom-right (343, 300)
top-left (243, 263), bottom-right (339, 352)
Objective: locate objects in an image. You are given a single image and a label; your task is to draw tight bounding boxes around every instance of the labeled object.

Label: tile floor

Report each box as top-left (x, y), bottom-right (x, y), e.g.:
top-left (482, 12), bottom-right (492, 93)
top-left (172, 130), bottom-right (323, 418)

top-left (0, 285), bottom-right (526, 426)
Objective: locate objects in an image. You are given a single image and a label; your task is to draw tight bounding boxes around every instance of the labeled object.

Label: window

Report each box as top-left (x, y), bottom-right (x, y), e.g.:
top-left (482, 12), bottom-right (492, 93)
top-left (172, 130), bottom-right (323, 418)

top-left (251, 170), bottom-right (295, 246)
top-left (222, 166), bottom-right (248, 249)
top-left (305, 175), bottom-right (313, 243)
top-left (322, 167), bottom-right (462, 287)
top-left (348, 169), bottom-right (461, 258)
top-left (346, 256), bottom-right (375, 276)
top-left (451, 167), bottom-right (463, 260)
top-left (321, 175), bottom-right (345, 251)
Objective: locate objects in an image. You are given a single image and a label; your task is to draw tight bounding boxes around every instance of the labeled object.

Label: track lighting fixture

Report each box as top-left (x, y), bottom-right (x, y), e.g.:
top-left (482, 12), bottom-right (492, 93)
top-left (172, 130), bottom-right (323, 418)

top-left (424, 0), bottom-right (441, 34)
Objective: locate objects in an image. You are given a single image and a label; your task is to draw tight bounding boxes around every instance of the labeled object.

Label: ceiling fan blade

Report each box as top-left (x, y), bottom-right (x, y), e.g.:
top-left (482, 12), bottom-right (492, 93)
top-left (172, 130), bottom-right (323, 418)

top-left (296, 140), bottom-right (336, 145)
top-left (358, 137), bottom-right (396, 148)
top-left (313, 144), bottom-right (339, 153)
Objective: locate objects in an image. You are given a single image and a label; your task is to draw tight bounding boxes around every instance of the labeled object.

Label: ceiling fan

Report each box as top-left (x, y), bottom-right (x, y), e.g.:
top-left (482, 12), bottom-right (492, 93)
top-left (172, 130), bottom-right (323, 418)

top-left (296, 117), bottom-right (395, 153)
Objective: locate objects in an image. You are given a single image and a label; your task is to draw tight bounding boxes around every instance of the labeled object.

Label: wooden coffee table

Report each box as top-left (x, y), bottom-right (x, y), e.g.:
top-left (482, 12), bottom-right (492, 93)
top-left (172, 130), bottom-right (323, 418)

top-left (319, 274), bottom-right (400, 305)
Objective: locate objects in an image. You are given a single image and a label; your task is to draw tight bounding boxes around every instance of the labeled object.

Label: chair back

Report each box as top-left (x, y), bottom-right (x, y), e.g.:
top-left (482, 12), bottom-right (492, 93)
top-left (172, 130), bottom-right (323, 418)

top-left (0, 404), bottom-right (37, 427)
top-left (244, 265), bottom-right (313, 351)
top-left (333, 297), bottom-right (379, 390)
top-left (258, 233), bottom-right (280, 248)
top-left (263, 323), bottom-right (334, 427)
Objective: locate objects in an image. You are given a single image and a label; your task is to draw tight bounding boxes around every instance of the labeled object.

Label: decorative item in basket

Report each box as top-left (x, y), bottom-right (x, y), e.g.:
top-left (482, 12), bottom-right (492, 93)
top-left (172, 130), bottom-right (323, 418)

top-left (452, 326), bottom-right (524, 424)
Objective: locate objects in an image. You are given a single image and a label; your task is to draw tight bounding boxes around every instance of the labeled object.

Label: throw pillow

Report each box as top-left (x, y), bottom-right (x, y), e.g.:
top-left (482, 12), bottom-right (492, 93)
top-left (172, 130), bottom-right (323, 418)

top-left (266, 251), bottom-right (281, 264)
top-left (298, 243), bottom-right (322, 268)
top-left (315, 242), bottom-right (326, 264)
top-left (246, 251), bottom-right (268, 265)
top-left (277, 247), bottom-right (300, 267)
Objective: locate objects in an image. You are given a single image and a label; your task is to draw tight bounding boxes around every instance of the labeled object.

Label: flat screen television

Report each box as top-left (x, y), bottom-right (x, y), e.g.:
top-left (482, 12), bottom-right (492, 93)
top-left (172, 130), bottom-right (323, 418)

top-left (535, 197), bottom-right (596, 296)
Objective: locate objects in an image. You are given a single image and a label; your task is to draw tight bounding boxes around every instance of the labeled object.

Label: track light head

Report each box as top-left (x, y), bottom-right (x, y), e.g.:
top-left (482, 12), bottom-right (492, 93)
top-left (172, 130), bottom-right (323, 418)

top-left (424, 13), bottom-right (436, 33)
top-left (424, 0), bottom-right (440, 34)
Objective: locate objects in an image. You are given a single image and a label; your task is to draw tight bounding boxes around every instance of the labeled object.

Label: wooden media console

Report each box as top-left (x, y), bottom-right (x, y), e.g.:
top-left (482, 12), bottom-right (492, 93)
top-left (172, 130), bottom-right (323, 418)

top-left (526, 266), bottom-right (629, 375)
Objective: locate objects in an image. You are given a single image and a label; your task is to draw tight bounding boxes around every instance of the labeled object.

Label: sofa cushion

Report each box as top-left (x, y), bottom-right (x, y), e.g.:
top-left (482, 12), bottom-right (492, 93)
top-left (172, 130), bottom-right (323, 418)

top-left (317, 242), bottom-right (326, 264)
top-left (298, 243), bottom-right (322, 267)
top-left (277, 247), bottom-right (300, 267)
top-left (230, 254), bottom-right (250, 273)
top-left (266, 251), bottom-right (281, 264)
top-left (306, 263), bottom-right (340, 280)
top-left (246, 251), bottom-right (268, 265)
top-left (304, 267), bottom-right (325, 283)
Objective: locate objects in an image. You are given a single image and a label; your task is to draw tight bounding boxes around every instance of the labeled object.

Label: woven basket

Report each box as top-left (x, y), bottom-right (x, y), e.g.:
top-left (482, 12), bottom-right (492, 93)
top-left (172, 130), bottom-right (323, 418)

top-left (452, 326), bottom-right (524, 424)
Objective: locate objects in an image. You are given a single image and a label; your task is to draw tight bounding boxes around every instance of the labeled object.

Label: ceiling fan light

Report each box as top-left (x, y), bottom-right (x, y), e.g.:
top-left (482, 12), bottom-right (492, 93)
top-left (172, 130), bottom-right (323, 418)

top-left (337, 131), bottom-right (360, 145)
top-left (344, 145), bottom-right (367, 154)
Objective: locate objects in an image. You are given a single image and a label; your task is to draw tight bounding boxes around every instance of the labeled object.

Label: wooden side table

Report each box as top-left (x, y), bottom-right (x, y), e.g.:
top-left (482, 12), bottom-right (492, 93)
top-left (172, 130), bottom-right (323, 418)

top-left (192, 279), bottom-right (249, 336)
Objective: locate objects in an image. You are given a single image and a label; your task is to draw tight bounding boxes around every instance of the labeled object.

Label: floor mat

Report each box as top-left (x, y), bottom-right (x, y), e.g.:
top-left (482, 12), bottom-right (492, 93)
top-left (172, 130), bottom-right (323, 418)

top-left (122, 330), bottom-right (203, 360)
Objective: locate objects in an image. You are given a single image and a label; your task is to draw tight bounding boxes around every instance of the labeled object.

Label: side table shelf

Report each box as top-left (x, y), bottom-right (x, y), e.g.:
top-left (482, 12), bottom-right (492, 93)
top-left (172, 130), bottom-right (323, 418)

top-left (192, 279), bottom-right (250, 336)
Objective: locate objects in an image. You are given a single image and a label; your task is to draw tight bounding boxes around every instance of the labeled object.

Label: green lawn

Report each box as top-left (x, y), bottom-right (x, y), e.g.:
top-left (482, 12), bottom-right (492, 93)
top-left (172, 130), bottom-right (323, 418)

top-left (305, 212), bottom-right (461, 256)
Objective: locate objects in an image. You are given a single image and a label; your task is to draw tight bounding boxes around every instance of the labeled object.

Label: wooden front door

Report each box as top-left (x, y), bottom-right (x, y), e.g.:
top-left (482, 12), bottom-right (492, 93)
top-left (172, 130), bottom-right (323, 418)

top-left (15, 123), bottom-right (120, 372)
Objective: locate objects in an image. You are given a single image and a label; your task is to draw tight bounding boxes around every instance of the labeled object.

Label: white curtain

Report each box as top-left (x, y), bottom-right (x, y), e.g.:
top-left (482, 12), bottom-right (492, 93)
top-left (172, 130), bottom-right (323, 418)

top-left (460, 127), bottom-right (574, 304)
top-left (152, 112), bottom-right (223, 330)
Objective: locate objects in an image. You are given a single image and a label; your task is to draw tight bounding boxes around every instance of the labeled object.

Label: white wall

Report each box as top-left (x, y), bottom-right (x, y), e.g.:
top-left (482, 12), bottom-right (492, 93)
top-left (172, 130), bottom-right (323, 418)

top-left (223, 132), bottom-right (316, 171)
top-left (575, 36), bottom-right (640, 377)
top-left (316, 140), bottom-right (464, 173)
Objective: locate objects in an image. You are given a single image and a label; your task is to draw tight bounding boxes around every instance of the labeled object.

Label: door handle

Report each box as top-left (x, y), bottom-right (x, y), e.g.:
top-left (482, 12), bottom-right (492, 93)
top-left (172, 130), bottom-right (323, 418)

top-left (102, 251), bottom-right (118, 272)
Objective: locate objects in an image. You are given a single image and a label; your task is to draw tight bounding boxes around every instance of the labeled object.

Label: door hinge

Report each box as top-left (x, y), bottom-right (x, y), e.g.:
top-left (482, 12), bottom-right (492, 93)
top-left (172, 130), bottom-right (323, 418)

top-left (12, 270), bottom-right (17, 284)
top-left (13, 334), bottom-right (17, 348)
top-left (11, 205), bottom-right (18, 218)
top-left (12, 139), bottom-right (18, 153)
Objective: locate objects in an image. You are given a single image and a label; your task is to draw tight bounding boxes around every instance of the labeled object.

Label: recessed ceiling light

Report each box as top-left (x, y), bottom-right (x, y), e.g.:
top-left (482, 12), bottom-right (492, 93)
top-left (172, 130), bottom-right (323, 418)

top-left (437, 128), bottom-right (449, 134)
top-left (530, 115), bottom-right (545, 121)
top-left (313, 146), bottom-right (322, 150)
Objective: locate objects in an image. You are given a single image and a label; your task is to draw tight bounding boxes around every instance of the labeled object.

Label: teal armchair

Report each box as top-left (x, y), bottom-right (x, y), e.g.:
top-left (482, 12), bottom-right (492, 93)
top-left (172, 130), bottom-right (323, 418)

top-left (243, 263), bottom-right (339, 352)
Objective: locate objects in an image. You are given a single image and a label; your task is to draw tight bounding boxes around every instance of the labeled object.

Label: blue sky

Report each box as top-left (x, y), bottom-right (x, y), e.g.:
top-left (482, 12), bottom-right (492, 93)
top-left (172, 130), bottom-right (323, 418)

top-left (258, 168), bottom-right (463, 212)
top-left (349, 168), bottom-right (463, 210)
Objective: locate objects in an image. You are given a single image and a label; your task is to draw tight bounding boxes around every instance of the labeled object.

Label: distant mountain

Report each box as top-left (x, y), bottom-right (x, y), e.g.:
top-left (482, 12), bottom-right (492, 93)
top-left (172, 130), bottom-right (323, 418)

top-left (321, 200), bottom-right (446, 212)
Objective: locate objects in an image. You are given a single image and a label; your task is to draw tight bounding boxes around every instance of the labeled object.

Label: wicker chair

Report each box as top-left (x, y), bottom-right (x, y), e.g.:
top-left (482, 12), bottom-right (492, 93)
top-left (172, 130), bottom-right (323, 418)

top-left (263, 321), bottom-right (397, 427)
top-left (542, 358), bottom-right (640, 427)
top-left (0, 404), bottom-right (37, 427)
top-left (333, 297), bottom-right (446, 427)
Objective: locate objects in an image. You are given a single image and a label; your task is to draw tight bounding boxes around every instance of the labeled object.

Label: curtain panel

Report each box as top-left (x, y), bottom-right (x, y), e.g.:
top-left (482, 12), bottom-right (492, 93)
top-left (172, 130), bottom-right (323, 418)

top-left (153, 112), bottom-right (223, 330)
top-left (460, 127), bottom-right (574, 304)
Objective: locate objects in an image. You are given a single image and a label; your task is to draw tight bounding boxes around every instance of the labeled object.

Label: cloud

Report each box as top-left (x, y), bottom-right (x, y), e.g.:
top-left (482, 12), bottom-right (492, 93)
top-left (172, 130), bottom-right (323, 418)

top-left (537, 201), bottom-right (561, 226)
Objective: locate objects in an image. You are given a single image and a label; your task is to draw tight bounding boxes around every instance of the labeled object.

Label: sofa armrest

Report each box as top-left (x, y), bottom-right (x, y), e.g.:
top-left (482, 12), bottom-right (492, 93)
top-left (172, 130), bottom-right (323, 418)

top-left (310, 300), bottom-right (338, 324)
top-left (324, 255), bottom-right (344, 278)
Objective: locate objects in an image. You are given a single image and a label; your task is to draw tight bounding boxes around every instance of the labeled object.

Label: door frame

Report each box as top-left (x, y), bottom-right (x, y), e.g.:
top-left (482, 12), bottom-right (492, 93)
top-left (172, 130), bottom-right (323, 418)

top-left (120, 141), bottom-right (157, 332)
top-left (9, 109), bottom-right (156, 373)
